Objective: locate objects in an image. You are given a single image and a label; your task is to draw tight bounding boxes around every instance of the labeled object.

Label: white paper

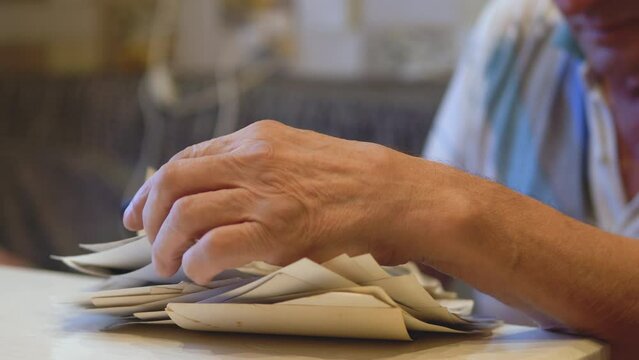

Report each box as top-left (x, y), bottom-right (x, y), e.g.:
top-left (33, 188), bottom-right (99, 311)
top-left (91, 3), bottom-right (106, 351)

top-left (52, 237), bottom-right (151, 275)
top-left (133, 311), bottom-right (171, 321)
top-left (78, 235), bottom-right (147, 253)
top-left (167, 303), bottom-right (412, 340)
top-left (55, 237), bottom-right (499, 340)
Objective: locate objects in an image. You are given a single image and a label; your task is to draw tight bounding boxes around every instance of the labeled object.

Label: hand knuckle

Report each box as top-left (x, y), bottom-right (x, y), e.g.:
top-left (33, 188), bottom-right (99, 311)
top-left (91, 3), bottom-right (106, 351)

top-left (152, 246), bottom-right (169, 271)
top-left (183, 263), bottom-right (207, 285)
top-left (227, 189), bottom-right (251, 212)
top-left (182, 256), bottom-right (200, 281)
top-left (172, 196), bottom-right (196, 221)
top-left (156, 162), bottom-right (179, 189)
top-left (183, 144), bottom-right (198, 158)
top-left (241, 224), bottom-right (276, 260)
top-left (262, 197), bottom-right (304, 235)
top-left (247, 119), bottom-right (282, 137)
top-left (203, 230), bottom-right (229, 254)
top-left (249, 140), bottom-right (275, 161)
top-left (234, 139), bottom-right (276, 167)
top-left (254, 119), bottom-right (281, 130)
top-left (256, 168), bottom-right (288, 190)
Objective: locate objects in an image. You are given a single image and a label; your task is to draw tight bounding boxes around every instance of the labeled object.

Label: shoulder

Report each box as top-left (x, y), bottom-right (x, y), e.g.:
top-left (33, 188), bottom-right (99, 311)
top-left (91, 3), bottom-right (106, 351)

top-left (471, 0), bottom-right (589, 212)
top-left (425, 0), bottom-right (573, 176)
top-left (477, 0), bottom-right (561, 35)
top-left (470, 0), bottom-right (563, 64)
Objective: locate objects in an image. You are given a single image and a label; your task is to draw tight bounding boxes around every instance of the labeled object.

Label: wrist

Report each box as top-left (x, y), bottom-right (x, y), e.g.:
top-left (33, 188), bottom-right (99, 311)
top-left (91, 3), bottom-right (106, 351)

top-left (392, 158), bottom-right (483, 267)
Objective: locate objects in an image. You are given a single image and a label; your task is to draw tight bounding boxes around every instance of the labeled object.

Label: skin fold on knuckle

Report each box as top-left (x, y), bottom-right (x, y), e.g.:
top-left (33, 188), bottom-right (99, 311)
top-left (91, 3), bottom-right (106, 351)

top-left (250, 119), bottom-right (282, 134)
top-left (183, 234), bottom-right (225, 284)
top-left (182, 255), bottom-right (208, 285)
top-left (176, 144), bottom-right (200, 161)
top-left (249, 167), bottom-right (313, 243)
top-left (241, 223), bottom-right (283, 266)
top-left (185, 138), bottom-right (225, 159)
top-left (234, 138), bottom-right (276, 169)
top-left (249, 196), bottom-right (309, 265)
top-left (169, 196), bottom-right (197, 234)
top-left (152, 245), bottom-right (174, 277)
top-left (182, 252), bottom-right (208, 285)
top-left (253, 162), bottom-right (330, 261)
top-left (155, 161), bottom-right (182, 194)
top-left (147, 161), bottom-right (192, 237)
top-left (154, 196), bottom-right (202, 273)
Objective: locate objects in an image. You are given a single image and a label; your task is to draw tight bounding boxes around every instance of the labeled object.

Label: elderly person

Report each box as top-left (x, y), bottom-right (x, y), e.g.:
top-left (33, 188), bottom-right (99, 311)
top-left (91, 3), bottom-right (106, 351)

top-left (124, 0), bottom-right (639, 357)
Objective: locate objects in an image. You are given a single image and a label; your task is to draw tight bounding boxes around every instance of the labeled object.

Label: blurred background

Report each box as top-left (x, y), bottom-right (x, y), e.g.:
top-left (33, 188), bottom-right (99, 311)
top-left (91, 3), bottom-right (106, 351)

top-left (0, 0), bottom-right (489, 270)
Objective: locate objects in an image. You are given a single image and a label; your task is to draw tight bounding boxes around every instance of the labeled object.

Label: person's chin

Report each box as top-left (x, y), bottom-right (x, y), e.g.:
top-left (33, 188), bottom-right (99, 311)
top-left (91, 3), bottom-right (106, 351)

top-left (581, 22), bottom-right (639, 47)
top-left (578, 35), bottom-right (639, 80)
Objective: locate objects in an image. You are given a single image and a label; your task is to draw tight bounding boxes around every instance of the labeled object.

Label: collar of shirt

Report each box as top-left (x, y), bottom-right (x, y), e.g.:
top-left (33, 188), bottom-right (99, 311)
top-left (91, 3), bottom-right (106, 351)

top-left (552, 18), bottom-right (639, 236)
top-left (551, 21), bottom-right (585, 61)
top-left (578, 60), bottom-right (639, 235)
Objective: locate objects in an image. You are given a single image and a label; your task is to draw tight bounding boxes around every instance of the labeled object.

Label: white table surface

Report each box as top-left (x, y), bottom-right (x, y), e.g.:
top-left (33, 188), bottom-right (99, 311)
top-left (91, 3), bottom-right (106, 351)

top-left (0, 265), bottom-right (609, 360)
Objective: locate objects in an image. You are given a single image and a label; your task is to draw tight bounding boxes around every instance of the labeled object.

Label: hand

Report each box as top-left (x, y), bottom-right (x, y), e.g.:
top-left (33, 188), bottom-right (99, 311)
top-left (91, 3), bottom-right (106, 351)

top-left (123, 120), bottom-right (467, 284)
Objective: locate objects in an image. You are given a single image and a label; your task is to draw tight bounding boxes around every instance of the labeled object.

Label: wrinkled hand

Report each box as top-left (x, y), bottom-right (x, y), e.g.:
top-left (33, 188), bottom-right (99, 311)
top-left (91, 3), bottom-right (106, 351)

top-left (123, 120), bottom-right (462, 284)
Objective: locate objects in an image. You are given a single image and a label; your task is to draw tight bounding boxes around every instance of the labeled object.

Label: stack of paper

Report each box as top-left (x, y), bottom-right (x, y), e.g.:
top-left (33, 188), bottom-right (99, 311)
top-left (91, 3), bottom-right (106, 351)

top-left (54, 236), bottom-right (499, 340)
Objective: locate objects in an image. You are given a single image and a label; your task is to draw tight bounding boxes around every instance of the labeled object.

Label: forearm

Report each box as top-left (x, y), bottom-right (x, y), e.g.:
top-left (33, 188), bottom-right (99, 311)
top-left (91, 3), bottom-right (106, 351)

top-left (401, 159), bottom-right (639, 346)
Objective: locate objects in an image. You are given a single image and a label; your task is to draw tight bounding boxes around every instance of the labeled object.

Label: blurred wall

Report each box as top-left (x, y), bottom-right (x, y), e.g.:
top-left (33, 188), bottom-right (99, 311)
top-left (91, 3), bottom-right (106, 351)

top-left (0, 0), bottom-right (153, 75)
top-left (292, 0), bottom-right (490, 80)
top-left (0, 0), bottom-right (485, 269)
top-left (0, 0), bottom-right (490, 78)
top-left (0, 0), bottom-right (102, 73)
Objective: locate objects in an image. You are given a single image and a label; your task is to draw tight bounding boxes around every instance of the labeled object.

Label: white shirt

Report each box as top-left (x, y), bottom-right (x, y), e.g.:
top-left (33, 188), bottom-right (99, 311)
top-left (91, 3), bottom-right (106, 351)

top-left (423, 0), bottom-right (639, 324)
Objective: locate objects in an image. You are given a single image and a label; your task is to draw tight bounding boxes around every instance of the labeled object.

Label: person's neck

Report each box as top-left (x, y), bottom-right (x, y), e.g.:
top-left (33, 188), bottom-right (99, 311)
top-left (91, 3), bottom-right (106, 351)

top-left (603, 75), bottom-right (639, 201)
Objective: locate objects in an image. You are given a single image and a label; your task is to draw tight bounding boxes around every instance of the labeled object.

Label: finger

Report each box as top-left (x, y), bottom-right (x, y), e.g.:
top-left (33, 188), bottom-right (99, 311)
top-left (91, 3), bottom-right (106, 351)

top-left (127, 120), bottom-right (282, 237)
top-left (170, 119), bottom-right (287, 162)
top-left (125, 137), bottom-right (239, 232)
top-left (181, 222), bottom-right (272, 285)
top-left (142, 155), bottom-right (242, 243)
top-left (169, 134), bottom-right (237, 162)
top-left (123, 179), bottom-right (152, 231)
top-left (152, 189), bottom-right (254, 277)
